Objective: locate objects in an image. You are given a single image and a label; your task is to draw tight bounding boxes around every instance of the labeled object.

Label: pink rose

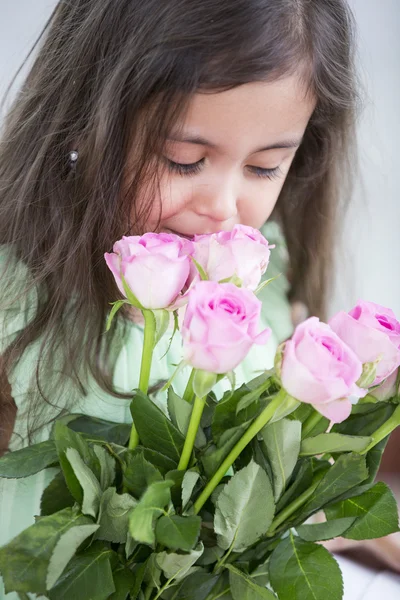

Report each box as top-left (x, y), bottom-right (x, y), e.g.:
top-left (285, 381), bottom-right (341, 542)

top-left (189, 225), bottom-right (273, 290)
top-left (329, 300), bottom-right (400, 386)
top-left (181, 281), bottom-right (271, 374)
top-left (281, 317), bottom-right (366, 423)
top-left (105, 232), bottom-right (194, 309)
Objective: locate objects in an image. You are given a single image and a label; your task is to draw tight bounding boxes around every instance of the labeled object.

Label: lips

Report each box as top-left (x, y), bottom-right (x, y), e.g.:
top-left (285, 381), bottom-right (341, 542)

top-left (164, 229), bottom-right (195, 241)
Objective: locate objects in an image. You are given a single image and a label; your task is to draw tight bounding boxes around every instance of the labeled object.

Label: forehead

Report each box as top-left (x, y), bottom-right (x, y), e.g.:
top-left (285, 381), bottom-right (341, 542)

top-left (174, 75), bottom-right (316, 151)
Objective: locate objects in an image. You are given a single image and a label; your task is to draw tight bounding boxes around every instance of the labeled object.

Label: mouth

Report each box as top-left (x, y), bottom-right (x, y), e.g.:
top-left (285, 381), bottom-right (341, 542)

top-left (164, 228), bottom-right (195, 241)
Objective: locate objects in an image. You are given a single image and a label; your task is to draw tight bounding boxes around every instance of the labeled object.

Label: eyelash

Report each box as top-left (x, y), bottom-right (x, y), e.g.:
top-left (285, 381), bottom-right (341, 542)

top-left (166, 158), bottom-right (282, 181)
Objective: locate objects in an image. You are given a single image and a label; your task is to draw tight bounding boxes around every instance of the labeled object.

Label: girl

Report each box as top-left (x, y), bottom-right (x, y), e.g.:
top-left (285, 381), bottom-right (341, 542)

top-left (1, 1), bottom-right (395, 598)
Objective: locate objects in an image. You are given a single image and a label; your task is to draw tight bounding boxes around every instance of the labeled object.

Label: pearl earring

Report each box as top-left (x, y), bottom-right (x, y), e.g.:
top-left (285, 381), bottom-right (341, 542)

top-left (68, 150), bottom-right (79, 171)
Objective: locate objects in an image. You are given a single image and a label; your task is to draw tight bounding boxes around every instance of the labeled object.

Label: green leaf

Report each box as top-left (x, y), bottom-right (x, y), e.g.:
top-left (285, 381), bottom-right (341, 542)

top-left (48, 543), bottom-right (116, 600)
top-left (65, 448), bottom-right (102, 518)
top-left (109, 567), bottom-right (135, 600)
top-left (196, 546), bottom-right (224, 566)
top-left (156, 542), bottom-right (204, 581)
top-left (215, 460), bottom-right (275, 552)
top-left (125, 531), bottom-right (139, 560)
top-left (303, 453), bottom-right (369, 515)
top-left (236, 379), bottom-right (275, 415)
top-left (0, 440), bottom-right (58, 478)
top-left (152, 308), bottom-right (170, 345)
top-left (365, 436), bottom-right (389, 483)
top-left (269, 533), bottom-right (343, 600)
top-left (201, 426), bottom-right (245, 478)
top-left (53, 421), bottom-right (101, 503)
top-left (165, 468), bottom-right (186, 508)
top-left (46, 523), bottom-right (99, 589)
top-left (66, 414), bottom-right (131, 445)
top-left (123, 449), bottom-right (163, 498)
top-left (160, 568), bottom-right (218, 600)
top-left (93, 445), bottom-right (116, 490)
top-left (261, 418), bottom-right (301, 501)
top-left (130, 390), bottom-right (185, 463)
top-left (212, 385), bottom-right (263, 441)
top-left (296, 517), bottom-right (357, 541)
top-left (40, 471), bottom-right (75, 516)
top-left (106, 300), bottom-right (128, 331)
top-left (130, 562), bottom-right (147, 600)
top-left (325, 481), bottom-right (400, 540)
top-left (155, 514), bottom-right (201, 551)
top-left (129, 479), bottom-right (173, 546)
top-left (275, 459), bottom-right (313, 513)
top-left (227, 565), bottom-right (277, 599)
top-left (168, 388), bottom-right (207, 448)
top-left (191, 256), bottom-right (209, 281)
top-left (121, 272), bottom-right (143, 308)
top-left (182, 470), bottom-right (201, 509)
top-left (300, 433), bottom-right (372, 456)
top-left (0, 507), bottom-right (95, 595)
top-left (332, 402), bottom-right (396, 436)
top-left (95, 487), bottom-right (137, 543)
top-left (143, 553), bottom-right (162, 588)
top-left (127, 446), bottom-right (177, 476)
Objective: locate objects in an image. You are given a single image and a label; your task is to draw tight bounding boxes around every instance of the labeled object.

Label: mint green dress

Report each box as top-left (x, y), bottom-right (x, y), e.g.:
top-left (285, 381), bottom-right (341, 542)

top-left (0, 222), bottom-right (293, 600)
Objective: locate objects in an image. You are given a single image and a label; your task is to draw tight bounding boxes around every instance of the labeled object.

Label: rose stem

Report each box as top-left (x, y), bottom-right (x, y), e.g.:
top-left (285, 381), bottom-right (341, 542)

top-left (183, 368), bottom-right (196, 403)
top-left (194, 388), bottom-right (297, 514)
top-left (128, 308), bottom-right (156, 450)
top-left (301, 410), bottom-right (326, 439)
top-left (360, 404), bottom-right (400, 455)
top-left (266, 472), bottom-right (325, 537)
top-left (178, 395), bottom-right (206, 470)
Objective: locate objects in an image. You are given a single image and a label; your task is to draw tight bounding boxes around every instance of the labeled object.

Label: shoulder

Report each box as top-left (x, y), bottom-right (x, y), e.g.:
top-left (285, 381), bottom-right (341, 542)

top-left (0, 244), bottom-right (39, 354)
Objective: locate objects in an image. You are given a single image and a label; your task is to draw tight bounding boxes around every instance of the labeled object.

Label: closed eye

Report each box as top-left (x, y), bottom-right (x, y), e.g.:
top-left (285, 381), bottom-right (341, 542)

top-left (166, 158), bottom-right (204, 176)
top-left (248, 165), bottom-right (283, 180)
top-left (166, 158), bottom-right (283, 181)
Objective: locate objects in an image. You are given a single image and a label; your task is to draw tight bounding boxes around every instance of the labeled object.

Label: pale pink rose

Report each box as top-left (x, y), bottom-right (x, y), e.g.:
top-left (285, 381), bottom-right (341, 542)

top-left (369, 369), bottom-right (399, 402)
top-left (189, 225), bottom-right (274, 290)
top-left (181, 281), bottom-right (271, 374)
top-left (329, 300), bottom-right (400, 386)
top-left (104, 232), bottom-right (194, 309)
top-left (281, 317), bottom-right (366, 423)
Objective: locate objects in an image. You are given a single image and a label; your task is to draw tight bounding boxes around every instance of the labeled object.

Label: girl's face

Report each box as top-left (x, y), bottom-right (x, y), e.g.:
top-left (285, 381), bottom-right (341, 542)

top-left (131, 74), bottom-right (316, 237)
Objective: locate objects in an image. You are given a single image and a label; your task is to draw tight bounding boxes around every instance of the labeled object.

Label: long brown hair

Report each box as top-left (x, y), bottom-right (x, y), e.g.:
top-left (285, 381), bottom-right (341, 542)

top-left (0, 0), bottom-right (362, 440)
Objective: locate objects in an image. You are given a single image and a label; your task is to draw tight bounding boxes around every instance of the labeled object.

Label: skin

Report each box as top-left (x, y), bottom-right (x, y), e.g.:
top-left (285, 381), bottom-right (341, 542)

top-left (131, 74), bottom-right (317, 236)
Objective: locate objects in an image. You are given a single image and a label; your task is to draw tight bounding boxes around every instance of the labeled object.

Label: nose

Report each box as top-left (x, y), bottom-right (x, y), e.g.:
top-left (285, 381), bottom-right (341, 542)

top-left (194, 176), bottom-right (239, 223)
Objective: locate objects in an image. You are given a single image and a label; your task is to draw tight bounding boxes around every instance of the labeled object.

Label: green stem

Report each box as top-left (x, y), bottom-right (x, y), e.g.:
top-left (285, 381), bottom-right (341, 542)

top-left (183, 368), bottom-right (196, 403)
top-left (213, 533), bottom-right (237, 574)
top-left (361, 404), bottom-right (400, 455)
top-left (178, 395), bottom-right (206, 470)
top-left (139, 309), bottom-right (157, 393)
top-left (266, 474), bottom-right (323, 536)
top-left (301, 410), bottom-right (325, 439)
top-left (194, 389), bottom-right (297, 514)
top-left (143, 583), bottom-right (154, 600)
top-left (128, 309), bottom-right (156, 451)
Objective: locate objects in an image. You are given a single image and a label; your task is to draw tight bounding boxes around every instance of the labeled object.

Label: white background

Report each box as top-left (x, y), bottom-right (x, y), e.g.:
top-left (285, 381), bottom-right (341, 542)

top-left (0, 0), bottom-right (399, 318)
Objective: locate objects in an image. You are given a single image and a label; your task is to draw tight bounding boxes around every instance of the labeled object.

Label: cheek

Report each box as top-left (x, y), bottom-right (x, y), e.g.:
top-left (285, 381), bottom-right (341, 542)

top-left (156, 176), bottom-right (195, 220)
top-left (135, 174), bottom-right (187, 228)
top-left (239, 180), bottom-right (285, 228)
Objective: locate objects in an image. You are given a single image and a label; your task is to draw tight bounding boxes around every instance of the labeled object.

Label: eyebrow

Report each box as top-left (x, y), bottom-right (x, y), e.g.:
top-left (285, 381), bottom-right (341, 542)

top-left (166, 134), bottom-right (303, 153)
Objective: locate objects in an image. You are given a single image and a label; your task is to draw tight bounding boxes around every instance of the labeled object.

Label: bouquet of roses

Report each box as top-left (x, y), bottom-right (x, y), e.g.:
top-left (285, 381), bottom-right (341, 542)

top-left (1, 225), bottom-right (400, 600)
